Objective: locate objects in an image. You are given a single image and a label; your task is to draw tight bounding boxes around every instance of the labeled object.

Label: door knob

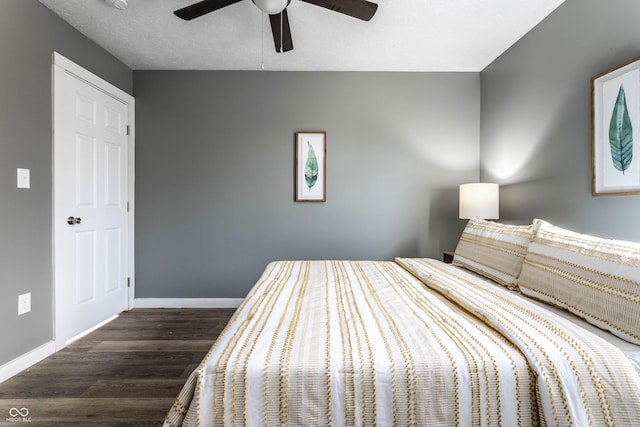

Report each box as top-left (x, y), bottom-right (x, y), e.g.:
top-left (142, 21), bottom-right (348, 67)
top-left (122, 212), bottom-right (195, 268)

top-left (67, 216), bottom-right (82, 225)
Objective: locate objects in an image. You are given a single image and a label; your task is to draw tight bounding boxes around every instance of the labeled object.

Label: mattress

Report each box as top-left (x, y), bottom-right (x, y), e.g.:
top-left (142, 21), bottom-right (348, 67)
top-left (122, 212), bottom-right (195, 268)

top-left (164, 258), bottom-right (640, 426)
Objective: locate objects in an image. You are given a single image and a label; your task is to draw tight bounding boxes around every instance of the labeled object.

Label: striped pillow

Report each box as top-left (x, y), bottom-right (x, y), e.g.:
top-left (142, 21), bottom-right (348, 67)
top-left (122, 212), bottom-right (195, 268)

top-left (518, 219), bottom-right (640, 344)
top-left (452, 219), bottom-right (533, 289)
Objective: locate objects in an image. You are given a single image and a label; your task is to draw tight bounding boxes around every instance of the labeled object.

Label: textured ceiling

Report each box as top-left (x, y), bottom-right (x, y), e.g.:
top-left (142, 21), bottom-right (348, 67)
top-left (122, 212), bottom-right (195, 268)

top-left (39, 0), bottom-right (565, 71)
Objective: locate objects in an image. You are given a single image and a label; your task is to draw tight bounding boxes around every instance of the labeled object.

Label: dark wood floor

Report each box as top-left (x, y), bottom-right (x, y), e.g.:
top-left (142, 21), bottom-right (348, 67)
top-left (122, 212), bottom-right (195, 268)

top-left (0, 308), bottom-right (235, 426)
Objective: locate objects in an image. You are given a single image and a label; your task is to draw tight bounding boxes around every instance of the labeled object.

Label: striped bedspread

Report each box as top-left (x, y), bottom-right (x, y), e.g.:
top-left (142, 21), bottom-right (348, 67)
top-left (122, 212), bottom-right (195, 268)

top-left (164, 259), bottom-right (640, 426)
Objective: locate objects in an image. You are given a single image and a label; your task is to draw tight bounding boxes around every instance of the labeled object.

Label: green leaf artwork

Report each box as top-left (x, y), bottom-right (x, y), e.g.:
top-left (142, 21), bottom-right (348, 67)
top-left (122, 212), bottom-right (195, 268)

top-left (609, 84), bottom-right (633, 174)
top-left (304, 141), bottom-right (319, 190)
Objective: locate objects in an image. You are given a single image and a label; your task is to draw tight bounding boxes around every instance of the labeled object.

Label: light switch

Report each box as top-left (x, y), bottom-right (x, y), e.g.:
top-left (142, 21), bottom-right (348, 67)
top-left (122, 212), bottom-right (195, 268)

top-left (17, 168), bottom-right (30, 189)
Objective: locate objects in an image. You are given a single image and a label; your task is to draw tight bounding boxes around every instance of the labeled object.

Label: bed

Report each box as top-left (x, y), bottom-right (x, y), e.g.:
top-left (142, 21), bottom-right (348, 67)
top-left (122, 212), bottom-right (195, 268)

top-left (164, 219), bottom-right (640, 426)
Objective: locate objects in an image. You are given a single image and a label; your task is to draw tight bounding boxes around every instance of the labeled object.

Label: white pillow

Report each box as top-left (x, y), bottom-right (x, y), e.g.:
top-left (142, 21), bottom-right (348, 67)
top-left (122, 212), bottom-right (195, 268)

top-left (518, 219), bottom-right (640, 344)
top-left (453, 218), bottom-right (533, 289)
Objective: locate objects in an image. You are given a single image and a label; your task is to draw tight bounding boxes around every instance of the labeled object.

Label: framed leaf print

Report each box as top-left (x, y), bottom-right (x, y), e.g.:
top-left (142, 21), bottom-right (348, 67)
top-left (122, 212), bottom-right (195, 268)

top-left (592, 58), bottom-right (640, 195)
top-left (295, 132), bottom-right (326, 202)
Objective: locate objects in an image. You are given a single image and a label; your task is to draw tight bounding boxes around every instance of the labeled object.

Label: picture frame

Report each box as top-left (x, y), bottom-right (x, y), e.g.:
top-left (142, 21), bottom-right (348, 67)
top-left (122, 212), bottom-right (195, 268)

top-left (295, 131), bottom-right (326, 202)
top-left (592, 57), bottom-right (640, 196)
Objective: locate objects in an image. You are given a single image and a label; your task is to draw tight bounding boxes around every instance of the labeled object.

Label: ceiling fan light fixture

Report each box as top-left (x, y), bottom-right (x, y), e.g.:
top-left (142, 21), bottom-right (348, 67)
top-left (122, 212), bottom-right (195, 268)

top-left (251, 0), bottom-right (290, 15)
top-left (173, 0), bottom-right (377, 52)
top-left (105, 0), bottom-right (128, 10)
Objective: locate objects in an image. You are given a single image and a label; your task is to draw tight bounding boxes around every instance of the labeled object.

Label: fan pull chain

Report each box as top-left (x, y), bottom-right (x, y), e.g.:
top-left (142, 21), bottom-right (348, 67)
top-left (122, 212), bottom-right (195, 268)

top-left (280, 0), bottom-right (284, 53)
top-left (261, 12), bottom-right (265, 70)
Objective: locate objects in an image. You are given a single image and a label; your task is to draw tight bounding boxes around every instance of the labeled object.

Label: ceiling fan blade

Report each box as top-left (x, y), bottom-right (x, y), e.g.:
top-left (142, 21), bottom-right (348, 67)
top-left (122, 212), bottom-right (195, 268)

top-left (174, 0), bottom-right (243, 20)
top-left (300, 0), bottom-right (377, 21)
top-left (269, 9), bottom-right (293, 53)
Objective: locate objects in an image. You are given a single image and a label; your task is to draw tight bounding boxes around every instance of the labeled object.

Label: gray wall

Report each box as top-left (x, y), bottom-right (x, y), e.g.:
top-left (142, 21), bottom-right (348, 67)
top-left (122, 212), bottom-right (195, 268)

top-left (481, 0), bottom-right (640, 240)
top-left (134, 71), bottom-right (480, 298)
top-left (0, 1), bottom-right (132, 366)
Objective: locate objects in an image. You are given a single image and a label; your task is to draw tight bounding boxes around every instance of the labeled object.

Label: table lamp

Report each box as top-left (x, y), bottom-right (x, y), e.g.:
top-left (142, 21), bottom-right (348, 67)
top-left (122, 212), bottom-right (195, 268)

top-left (459, 183), bottom-right (499, 220)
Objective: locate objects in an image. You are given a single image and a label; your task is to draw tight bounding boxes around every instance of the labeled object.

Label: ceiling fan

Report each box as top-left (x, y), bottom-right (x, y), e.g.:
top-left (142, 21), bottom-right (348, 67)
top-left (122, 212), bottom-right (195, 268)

top-left (173, 0), bottom-right (378, 53)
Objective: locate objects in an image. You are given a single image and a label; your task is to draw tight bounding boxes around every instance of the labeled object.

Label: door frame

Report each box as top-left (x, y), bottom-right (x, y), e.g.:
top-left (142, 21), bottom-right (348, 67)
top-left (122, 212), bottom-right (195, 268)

top-left (52, 52), bottom-right (135, 350)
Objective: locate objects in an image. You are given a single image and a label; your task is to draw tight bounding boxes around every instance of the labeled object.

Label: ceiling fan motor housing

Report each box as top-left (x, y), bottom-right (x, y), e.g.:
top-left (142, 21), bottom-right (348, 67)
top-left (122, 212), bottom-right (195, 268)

top-left (251, 0), bottom-right (291, 15)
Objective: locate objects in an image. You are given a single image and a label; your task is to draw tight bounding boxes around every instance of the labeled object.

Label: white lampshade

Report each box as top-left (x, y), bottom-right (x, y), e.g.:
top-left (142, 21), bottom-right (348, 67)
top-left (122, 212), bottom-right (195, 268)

top-left (252, 0), bottom-right (291, 14)
top-left (459, 183), bottom-right (499, 219)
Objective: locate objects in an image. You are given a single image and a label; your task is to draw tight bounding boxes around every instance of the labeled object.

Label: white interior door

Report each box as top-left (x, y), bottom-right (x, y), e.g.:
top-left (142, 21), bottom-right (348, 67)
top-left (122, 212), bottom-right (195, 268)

top-left (53, 53), bottom-right (134, 348)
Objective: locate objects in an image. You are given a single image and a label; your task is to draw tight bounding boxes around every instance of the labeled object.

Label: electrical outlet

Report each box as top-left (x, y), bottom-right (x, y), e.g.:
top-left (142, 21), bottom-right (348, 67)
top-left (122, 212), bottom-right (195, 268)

top-left (17, 168), bottom-right (30, 189)
top-left (18, 293), bottom-right (31, 315)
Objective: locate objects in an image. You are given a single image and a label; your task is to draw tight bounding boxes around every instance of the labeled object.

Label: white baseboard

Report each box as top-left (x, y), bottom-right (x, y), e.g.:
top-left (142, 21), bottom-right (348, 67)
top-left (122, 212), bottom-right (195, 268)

top-left (65, 314), bottom-right (119, 346)
top-left (133, 298), bottom-right (244, 309)
top-left (0, 341), bottom-right (56, 384)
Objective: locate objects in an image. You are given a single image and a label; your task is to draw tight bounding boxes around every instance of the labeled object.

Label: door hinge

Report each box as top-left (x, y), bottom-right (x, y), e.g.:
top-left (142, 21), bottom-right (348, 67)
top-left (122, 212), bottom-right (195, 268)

top-left (126, 125), bottom-right (130, 136)
top-left (127, 201), bottom-right (130, 212)
top-left (127, 277), bottom-right (131, 288)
